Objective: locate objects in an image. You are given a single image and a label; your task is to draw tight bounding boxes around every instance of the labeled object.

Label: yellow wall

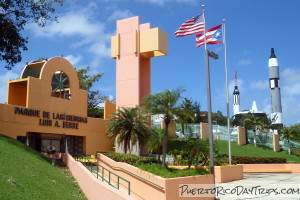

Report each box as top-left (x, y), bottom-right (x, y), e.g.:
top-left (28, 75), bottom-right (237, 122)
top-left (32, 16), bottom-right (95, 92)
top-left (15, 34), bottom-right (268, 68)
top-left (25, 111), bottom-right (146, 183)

top-left (104, 102), bottom-right (116, 120)
top-left (1, 57), bottom-right (114, 154)
top-left (8, 80), bottom-right (28, 107)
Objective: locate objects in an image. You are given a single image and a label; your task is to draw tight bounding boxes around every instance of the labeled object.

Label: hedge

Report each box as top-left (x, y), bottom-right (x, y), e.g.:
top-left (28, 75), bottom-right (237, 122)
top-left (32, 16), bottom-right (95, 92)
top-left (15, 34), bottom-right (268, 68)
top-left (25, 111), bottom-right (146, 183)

top-left (96, 151), bottom-right (158, 166)
top-left (231, 156), bottom-right (287, 164)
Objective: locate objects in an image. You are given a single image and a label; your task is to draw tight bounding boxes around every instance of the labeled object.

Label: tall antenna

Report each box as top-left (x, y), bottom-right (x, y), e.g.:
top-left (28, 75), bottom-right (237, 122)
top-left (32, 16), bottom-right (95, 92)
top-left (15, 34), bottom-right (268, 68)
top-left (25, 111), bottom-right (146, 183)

top-left (234, 71), bottom-right (238, 86)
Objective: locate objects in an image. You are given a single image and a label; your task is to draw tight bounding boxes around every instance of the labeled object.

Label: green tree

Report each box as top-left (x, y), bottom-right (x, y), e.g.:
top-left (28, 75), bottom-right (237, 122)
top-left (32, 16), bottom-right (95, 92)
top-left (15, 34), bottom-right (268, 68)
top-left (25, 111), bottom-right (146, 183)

top-left (146, 127), bottom-right (164, 163)
top-left (244, 115), bottom-right (264, 147)
top-left (142, 88), bottom-right (184, 166)
top-left (106, 107), bottom-right (149, 154)
top-left (77, 66), bottom-right (113, 118)
top-left (281, 126), bottom-right (297, 154)
top-left (183, 139), bottom-right (209, 169)
top-left (199, 110), bottom-right (227, 126)
top-left (290, 123), bottom-right (300, 142)
top-left (0, 0), bottom-right (64, 69)
top-left (176, 98), bottom-right (196, 135)
top-left (193, 101), bottom-right (202, 123)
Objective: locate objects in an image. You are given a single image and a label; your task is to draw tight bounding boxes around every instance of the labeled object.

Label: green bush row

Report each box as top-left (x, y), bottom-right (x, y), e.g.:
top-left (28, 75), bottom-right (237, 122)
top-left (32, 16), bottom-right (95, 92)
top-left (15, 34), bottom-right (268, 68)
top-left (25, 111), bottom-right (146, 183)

top-left (96, 151), bottom-right (158, 166)
top-left (231, 155), bottom-right (287, 164)
top-left (137, 163), bottom-right (209, 178)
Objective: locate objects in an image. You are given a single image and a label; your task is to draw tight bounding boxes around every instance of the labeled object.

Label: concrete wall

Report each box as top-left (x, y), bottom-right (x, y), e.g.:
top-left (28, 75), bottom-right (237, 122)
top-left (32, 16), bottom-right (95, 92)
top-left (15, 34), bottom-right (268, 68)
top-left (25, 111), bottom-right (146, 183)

top-left (111, 16), bottom-right (168, 108)
top-left (97, 153), bottom-right (215, 200)
top-left (165, 175), bottom-right (214, 200)
top-left (62, 154), bottom-right (135, 200)
top-left (98, 153), bottom-right (166, 200)
top-left (273, 134), bottom-right (280, 152)
top-left (115, 135), bottom-right (142, 156)
top-left (237, 126), bottom-right (246, 146)
top-left (214, 165), bottom-right (244, 183)
top-left (0, 104), bottom-right (114, 154)
top-left (200, 122), bottom-right (209, 139)
top-left (104, 102), bottom-right (116, 120)
top-left (1, 57), bottom-right (114, 155)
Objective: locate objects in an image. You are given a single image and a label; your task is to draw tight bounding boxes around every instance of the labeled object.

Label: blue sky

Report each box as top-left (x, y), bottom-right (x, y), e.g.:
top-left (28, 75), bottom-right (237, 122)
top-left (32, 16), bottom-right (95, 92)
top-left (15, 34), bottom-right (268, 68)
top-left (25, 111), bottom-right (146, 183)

top-left (0, 0), bottom-right (300, 125)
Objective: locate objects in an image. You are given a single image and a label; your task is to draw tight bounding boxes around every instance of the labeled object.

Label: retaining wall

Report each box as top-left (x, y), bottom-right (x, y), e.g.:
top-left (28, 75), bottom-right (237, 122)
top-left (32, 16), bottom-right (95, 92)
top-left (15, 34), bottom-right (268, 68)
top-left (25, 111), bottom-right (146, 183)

top-left (62, 153), bottom-right (135, 200)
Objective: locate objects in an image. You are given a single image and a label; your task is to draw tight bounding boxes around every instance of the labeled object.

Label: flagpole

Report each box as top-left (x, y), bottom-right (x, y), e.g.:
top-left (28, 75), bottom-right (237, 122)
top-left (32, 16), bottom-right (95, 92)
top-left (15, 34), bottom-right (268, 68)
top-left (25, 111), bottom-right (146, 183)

top-left (223, 19), bottom-right (232, 165)
top-left (202, 4), bottom-right (215, 174)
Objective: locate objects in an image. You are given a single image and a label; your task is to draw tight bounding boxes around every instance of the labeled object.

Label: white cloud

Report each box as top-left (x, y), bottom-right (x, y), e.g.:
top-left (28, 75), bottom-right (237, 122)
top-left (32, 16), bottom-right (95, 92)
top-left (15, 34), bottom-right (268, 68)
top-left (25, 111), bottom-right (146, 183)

top-left (261, 98), bottom-right (271, 116)
top-left (27, 2), bottom-right (112, 62)
top-left (0, 71), bottom-right (19, 103)
top-left (282, 96), bottom-right (300, 125)
top-left (282, 68), bottom-right (300, 83)
top-left (280, 68), bottom-right (300, 96)
top-left (65, 54), bottom-right (83, 66)
top-left (29, 9), bottom-right (104, 38)
top-left (237, 59), bottom-right (252, 66)
top-left (250, 80), bottom-right (269, 90)
top-left (108, 10), bottom-right (134, 21)
top-left (282, 83), bottom-right (300, 96)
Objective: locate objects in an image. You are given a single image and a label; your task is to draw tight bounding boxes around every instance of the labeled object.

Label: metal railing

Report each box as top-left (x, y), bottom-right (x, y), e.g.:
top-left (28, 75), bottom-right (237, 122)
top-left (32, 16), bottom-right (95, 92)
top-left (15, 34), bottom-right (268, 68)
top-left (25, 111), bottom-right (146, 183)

top-left (175, 123), bottom-right (238, 142)
top-left (281, 139), bottom-right (300, 153)
top-left (212, 125), bottom-right (238, 142)
top-left (176, 123), bottom-right (200, 138)
top-left (247, 130), bottom-right (273, 148)
top-left (98, 156), bottom-right (164, 190)
top-left (74, 155), bottom-right (131, 195)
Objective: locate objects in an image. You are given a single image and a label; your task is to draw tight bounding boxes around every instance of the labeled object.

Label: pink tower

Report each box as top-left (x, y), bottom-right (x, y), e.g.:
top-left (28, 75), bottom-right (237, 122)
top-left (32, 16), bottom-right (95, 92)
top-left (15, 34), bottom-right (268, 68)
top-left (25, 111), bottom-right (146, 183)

top-left (111, 16), bottom-right (168, 108)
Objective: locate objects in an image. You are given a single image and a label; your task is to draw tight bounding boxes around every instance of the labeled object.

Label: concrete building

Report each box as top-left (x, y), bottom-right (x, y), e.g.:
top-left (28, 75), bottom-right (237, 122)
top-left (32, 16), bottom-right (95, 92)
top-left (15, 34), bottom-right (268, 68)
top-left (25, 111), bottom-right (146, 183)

top-left (0, 57), bottom-right (115, 155)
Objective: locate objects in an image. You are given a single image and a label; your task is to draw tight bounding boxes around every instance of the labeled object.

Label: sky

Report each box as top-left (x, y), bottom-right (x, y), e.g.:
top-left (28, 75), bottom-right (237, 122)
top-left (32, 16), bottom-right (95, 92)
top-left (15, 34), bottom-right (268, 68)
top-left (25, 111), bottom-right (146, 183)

top-left (0, 0), bottom-right (300, 126)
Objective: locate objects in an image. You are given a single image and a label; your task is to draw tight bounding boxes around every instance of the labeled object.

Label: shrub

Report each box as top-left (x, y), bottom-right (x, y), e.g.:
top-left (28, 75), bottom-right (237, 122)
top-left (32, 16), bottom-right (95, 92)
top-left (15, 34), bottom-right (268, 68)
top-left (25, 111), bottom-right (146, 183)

top-left (96, 151), bottom-right (158, 165)
top-left (230, 156), bottom-right (287, 164)
top-left (137, 163), bottom-right (208, 178)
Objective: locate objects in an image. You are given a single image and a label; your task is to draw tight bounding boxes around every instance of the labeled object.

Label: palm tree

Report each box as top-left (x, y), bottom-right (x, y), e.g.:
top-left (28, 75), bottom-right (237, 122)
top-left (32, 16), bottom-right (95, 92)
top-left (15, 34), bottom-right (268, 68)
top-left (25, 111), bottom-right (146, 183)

top-left (244, 115), bottom-right (264, 147)
top-left (281, 126), bottom-right (297, 154)
top-left (146, 127), bottom-right (164, 163)
top-left (142, 88), bottom-right (184, 166)
top-left (183, 139), bottom-right (209, 169)
top-left (106, 107), bottom-right (149, 154)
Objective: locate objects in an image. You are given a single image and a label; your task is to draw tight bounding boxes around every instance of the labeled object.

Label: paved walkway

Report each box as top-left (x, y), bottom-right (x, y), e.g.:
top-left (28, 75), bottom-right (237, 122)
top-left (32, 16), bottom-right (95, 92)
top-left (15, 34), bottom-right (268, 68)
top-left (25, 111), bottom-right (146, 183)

top-left (216, 173), bottom-right (300, 199)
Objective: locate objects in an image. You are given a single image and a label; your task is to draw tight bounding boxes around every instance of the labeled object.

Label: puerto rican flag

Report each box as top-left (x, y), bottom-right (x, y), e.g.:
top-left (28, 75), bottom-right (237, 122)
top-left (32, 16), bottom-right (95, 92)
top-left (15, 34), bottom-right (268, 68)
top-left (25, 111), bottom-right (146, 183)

top-left (196, 24), bottom-right (223, 47)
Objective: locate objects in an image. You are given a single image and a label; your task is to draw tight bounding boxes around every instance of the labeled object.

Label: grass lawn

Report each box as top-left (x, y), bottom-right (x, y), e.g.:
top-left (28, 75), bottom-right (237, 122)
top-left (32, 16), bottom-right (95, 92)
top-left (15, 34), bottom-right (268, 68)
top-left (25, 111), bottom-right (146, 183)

top-left (0, 134), bottom-right (87, 200)
top-left (215, 140), bottom-right (300, 163)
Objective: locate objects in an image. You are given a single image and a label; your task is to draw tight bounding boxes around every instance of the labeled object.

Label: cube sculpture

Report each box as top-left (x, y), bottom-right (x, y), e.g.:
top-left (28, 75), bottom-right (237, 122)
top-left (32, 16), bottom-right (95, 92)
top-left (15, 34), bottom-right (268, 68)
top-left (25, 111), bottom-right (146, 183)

top-left (111, 16), bottom-right (168, 108)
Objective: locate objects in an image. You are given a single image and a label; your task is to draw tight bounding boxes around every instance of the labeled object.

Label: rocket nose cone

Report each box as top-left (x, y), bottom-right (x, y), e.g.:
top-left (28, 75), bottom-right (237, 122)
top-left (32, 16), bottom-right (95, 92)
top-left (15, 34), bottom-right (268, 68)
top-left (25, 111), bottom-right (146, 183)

top-left (270, 48), bottom-right (277, 58)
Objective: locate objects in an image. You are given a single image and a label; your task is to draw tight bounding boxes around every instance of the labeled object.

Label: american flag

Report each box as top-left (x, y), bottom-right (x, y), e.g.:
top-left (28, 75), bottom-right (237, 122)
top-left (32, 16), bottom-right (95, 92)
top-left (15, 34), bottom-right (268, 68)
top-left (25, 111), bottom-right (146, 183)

top-left (175, 14), bottom-right (205, 37)
top-left (196, 24), bottom-right (223, 47)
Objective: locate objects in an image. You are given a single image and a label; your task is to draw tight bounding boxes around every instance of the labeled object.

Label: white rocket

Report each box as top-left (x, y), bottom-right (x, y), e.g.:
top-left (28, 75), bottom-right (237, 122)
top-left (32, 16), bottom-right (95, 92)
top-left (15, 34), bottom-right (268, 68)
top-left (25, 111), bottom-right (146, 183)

top-left (268, 48), bottom-right (283, 125)
top-left (233, 71), bottom-right (240, 115)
